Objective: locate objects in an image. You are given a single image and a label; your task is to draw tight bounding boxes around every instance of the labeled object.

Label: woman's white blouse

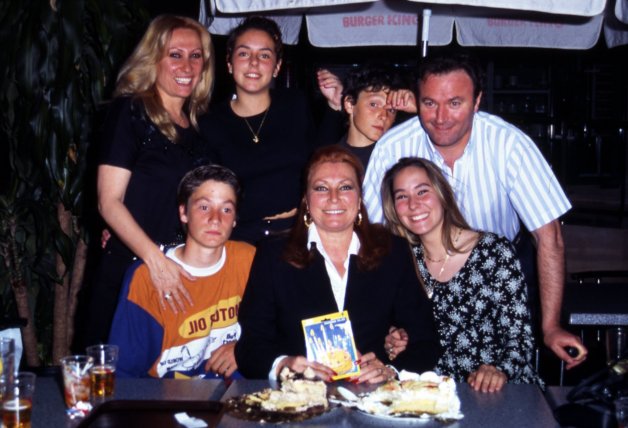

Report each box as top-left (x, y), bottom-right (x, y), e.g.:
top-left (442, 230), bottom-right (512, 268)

top-left (307, 224), bottom-right (361, 311)
top-left (268, 224), bottom-right (361, 379)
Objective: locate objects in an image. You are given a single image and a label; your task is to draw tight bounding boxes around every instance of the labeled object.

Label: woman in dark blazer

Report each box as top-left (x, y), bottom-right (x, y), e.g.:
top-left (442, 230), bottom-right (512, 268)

top-left (235, 145), bottom-right (441, 383)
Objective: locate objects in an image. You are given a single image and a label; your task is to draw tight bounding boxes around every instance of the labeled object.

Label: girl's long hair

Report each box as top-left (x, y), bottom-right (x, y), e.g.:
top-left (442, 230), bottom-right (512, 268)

top-left (381, 157), bottom-right (470, 253)
top-left (114, 14), bottom-right (214, 142)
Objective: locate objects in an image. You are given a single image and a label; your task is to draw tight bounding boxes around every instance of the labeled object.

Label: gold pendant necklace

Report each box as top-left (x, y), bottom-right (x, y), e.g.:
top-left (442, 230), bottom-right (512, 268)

top-left (243, 108), bottom-right (269, 144)
top-left (436, 253), bottom-right (451, 280)
top-left (425, 227), bottom-right (463, 280)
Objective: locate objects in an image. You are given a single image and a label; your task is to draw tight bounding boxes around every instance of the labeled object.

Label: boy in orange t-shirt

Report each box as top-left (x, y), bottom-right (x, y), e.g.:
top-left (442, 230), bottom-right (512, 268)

top-left (110, 165), bottom-right (255, 379)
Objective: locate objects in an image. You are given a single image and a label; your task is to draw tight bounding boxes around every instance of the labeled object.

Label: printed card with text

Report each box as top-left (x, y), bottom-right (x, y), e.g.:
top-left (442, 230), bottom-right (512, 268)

top-left (301, 311), bottom-right (360, 381)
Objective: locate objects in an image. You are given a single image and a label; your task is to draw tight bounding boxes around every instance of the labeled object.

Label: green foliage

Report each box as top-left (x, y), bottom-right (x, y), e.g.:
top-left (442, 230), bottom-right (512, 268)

top-left (0, 0), bottom-right (148, 362)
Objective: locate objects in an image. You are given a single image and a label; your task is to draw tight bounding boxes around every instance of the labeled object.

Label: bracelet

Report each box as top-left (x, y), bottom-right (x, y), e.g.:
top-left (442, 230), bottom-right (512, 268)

top-left (385, 364), bottom-right (400, 380)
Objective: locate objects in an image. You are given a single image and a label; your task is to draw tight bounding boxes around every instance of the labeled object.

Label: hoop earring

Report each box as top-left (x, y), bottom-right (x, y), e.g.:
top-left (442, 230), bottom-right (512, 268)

top-left (303, 212), bottom-right (313, 228)
top-left (355, 212), bottom-right (363, 227)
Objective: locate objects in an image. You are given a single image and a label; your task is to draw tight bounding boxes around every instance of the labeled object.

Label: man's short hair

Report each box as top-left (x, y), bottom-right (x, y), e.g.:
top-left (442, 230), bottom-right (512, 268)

top-left (177, 164), bottom-right (242, 208)
top-left (342, 63), bottom-right (405, 106)
top-left (416, 51), bottom-right (484, 100)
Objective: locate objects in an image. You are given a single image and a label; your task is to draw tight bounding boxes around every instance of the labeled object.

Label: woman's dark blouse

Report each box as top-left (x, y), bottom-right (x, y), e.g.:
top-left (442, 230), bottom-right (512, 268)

top-left (235, 232), bottom-right (442, 379)
top-left (200, 89), bottom-right (339, 227)
top-left (413, 232), bottom-right (542, 386)
top-left (99, 97), bottom-right (211, 257)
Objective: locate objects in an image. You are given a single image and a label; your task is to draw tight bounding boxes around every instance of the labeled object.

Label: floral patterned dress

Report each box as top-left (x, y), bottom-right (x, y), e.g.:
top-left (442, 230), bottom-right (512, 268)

top-left (413, 232), bottom-right (543, 386)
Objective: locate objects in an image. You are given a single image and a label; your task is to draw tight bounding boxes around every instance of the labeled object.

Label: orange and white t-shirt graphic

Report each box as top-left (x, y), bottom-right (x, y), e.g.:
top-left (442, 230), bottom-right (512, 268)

top-left (110, 240), bottom-right (255, 379)
top-left (155, 297), bottom-right (242, 377)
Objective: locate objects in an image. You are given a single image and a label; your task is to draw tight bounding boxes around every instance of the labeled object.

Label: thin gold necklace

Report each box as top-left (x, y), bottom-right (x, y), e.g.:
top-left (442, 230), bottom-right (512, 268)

top-left (425, 227), bottom-right (462, 280)
top-left (243, 108), bottom-right (269, 144)
top-left (424, 253), bottom-right (446, 263)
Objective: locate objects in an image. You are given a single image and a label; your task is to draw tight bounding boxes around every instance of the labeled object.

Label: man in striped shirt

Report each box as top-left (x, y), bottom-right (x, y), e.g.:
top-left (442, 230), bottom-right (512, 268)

top-left (363, 52), bottom-right (587, 369)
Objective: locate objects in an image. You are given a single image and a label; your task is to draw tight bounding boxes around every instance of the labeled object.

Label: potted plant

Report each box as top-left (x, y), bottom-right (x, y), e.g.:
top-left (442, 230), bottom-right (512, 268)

top-left (0, 0), bottom-right (148, 366)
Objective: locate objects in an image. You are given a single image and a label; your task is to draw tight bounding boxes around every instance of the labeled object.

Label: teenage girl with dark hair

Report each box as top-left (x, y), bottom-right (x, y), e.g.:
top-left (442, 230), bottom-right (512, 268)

top-left (200, 16), bottom-right (344, 244)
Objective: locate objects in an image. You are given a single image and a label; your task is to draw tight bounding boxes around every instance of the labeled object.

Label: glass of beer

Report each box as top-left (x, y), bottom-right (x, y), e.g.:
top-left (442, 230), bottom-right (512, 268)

top-left (60, 355), bottom-right (93, 415)
top-left (85, 344), bottom-right (118, 403)
top-left (1, 371), bottom-right (36, 428)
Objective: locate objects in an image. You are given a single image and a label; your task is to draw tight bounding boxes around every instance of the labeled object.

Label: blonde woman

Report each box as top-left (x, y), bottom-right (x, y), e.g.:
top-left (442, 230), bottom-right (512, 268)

top-left (381, 157), bottom-right (543, 392)
top-left (85, 15), bottom-right (215, 345)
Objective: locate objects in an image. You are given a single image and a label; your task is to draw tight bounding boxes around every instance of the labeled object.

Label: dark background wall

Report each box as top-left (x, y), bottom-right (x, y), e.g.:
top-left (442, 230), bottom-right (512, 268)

top-left (140, 0), bottom-right (199, 18)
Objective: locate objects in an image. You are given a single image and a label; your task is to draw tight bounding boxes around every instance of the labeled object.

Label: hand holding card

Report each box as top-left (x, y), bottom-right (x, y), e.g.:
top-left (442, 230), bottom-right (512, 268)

top-left (301, 311), bottom-right (360, 381)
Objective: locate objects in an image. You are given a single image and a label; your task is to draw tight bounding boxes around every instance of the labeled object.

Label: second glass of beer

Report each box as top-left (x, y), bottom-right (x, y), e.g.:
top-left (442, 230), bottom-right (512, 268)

top-left (85, 344), bottom-right (118, 404)
top-left (1, 371), bottom-right (36, 428)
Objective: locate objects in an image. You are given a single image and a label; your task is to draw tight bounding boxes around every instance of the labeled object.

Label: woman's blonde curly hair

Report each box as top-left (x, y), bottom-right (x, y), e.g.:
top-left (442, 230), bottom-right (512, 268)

top-left (114, 14), bottom-right (214, 142)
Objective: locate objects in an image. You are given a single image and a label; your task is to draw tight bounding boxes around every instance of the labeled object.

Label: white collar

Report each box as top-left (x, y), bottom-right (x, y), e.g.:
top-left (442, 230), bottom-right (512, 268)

top-left (307, 224), bottom-right (361, 258)
top-left (165, 244), bottom-right (226, 277)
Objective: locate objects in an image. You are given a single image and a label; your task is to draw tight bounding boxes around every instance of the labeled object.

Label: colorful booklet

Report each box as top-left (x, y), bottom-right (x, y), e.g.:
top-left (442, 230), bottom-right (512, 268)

top-left (301, 311), bottom-right (360, 381)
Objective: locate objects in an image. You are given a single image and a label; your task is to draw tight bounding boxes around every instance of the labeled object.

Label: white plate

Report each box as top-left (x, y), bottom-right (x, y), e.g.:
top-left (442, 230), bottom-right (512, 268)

top-left (355, 400), bottom-right (461, 421)
top-left (352, 409), bottom-right (443, 425)
top-left (357, 409), bottom-right (432, 420)
top-left (350, 371), bottom-right (464, 423)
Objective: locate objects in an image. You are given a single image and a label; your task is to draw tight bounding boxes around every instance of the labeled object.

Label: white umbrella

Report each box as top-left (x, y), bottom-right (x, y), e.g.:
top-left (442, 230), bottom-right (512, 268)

top-left (211, 0), bottom-right (605, 15)
top-left (201, 0), bottom-right (628, 49)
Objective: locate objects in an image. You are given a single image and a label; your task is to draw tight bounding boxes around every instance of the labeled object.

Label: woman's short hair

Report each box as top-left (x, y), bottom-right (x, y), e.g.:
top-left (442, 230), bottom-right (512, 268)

top-left (114, 14), bottom-right (214, 141)
top-left (381, 157), bottom-right (470, 252)
top-left (283, 145), bottom-right (390, 271)
top-left (177, 164), bottom-right (242, 209)
top-left (226, 16), bottom-right (283, 64)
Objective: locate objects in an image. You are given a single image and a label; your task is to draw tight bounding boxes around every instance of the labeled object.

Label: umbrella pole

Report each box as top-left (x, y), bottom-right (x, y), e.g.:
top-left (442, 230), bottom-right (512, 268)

top-left (421, 9), bottom-right (432, 58)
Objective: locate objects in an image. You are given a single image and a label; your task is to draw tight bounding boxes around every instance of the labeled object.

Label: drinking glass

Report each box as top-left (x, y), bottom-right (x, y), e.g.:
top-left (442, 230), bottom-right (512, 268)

top-left (85, 344), bottom-right (118, 403)
top-left (1, 371), bottom-right (36, 428)
top-left (60, 355), bottom-right (93, 415)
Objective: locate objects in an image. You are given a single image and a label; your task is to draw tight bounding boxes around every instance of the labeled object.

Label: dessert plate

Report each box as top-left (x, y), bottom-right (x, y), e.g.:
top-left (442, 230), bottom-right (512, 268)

top-left (351, 371), bottom-right (464, 422)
